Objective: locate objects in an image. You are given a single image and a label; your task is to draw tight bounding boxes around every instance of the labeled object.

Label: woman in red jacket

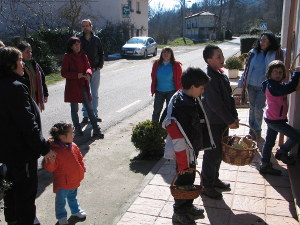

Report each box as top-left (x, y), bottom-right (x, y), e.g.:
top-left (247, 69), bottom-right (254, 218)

top-left (61, 37), bottom-right (103, 138)
top-left (151, 47), bottom-right (182, 122)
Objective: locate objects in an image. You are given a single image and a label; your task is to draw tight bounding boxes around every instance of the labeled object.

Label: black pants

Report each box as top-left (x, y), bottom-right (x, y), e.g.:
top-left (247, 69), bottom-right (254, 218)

top-left (173, 163), bottom-right (196, 215)
top-left (201, 124), bottom-right (227, 188)
top-left (4, 159), bottom-right (38, 225)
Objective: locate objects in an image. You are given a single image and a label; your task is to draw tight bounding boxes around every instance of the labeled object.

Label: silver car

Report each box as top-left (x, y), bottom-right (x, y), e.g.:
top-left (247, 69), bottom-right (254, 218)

top-left (121, 37), bottom-right (157, 58)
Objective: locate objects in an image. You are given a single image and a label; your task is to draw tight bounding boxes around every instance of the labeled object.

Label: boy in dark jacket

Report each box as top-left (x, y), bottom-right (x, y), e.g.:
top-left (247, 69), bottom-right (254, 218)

top-left (201, 45), bottom-right (239, 200)
top-left (163, 67), bottom-right (215, 225)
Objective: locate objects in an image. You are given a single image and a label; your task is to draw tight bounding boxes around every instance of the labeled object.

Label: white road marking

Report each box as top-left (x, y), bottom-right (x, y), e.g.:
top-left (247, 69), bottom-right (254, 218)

top-left (116, 100), bottom-right (142, 113)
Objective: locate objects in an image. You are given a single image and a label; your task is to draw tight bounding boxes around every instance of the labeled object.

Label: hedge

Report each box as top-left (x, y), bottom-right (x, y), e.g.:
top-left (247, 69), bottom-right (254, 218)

top-left (240, 35), bottom-right (282, 54)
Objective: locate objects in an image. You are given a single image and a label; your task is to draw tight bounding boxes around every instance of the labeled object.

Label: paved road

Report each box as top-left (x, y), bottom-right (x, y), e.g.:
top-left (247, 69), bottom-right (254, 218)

top-left (41, 38), bottom-right (240, 139)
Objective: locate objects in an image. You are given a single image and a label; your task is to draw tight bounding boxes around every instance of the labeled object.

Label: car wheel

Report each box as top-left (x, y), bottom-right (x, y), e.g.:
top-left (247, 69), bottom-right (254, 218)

top-left (143, 50), bottom-right (147, 59)
top-left (153, 48), bottom-right (157, 56)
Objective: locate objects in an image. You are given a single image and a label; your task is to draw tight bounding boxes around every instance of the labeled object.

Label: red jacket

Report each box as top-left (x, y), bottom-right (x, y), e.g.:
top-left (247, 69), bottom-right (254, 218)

top-left (151, 61), bottom-right (182, 96)
top-left (43, 142), bottom-right (86, 193)
top-left (61, 52), bottom-right (92, 103)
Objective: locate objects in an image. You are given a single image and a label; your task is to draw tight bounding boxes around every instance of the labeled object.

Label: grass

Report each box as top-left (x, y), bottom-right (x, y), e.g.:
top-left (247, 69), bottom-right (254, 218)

top-left (157, 37), bottom-right (223, 48)
top-left (45, 72), bottom-right (64, 86)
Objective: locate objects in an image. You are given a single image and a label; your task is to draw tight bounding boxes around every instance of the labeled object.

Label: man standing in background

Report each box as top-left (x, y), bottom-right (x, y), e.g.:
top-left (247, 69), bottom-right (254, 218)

top-left (80, 19), bottom-right (104, 123)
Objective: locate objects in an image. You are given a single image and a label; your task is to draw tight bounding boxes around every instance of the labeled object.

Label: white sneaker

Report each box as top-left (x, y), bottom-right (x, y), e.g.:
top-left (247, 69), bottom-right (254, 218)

top-left (72, 209), bottom-right (87, 219)
top-left (58, 217), bottom-right (69, 225)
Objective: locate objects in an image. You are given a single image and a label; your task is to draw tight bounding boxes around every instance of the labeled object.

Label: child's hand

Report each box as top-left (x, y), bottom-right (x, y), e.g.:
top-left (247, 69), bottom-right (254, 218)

top-left (85, 74), bottom-right (91, 81)
top-left (229, 120), bottom-right (239, 129)
top-left (78, 73), bottom-right (84, 79)
top-left (44, 150), bottom-right (56, 163)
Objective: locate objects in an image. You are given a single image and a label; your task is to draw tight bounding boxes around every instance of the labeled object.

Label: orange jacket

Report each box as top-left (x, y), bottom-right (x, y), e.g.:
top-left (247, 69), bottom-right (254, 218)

top-left (43, 142), bottom-right (85, 193)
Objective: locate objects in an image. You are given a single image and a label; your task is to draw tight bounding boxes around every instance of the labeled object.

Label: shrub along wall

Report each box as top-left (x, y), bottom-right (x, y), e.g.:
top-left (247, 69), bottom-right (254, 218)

top-left (240, 35), bottom-right (281, 54)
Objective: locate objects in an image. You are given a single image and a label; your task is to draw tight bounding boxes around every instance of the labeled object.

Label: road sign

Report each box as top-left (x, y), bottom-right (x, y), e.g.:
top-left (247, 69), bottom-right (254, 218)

top-left (122, 5), bottom-right (130, 18)
top-left (260, 23), bottom-right (268, 31)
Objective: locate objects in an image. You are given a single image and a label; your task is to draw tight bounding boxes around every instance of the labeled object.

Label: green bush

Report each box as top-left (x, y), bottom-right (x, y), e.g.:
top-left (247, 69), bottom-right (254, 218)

top-left (131, 120), bottom-right (167, 159)
top-left (25, 37), bottom-right (58, 75)
top-left (35, 27), bottom-right (79, 55)
top-left (249, 27), bottom-right (260, 35)
top-left (225, 29), bottom-right (233, 40)
top-left (225, 56), bottom-right (243, 70)
top-left (240, 35), bottom-right (258, 54)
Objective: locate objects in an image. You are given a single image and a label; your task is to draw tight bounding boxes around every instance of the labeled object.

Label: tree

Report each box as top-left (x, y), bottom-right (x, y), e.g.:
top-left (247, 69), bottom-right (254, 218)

top-left (58, 0), bottom-right (97, 32)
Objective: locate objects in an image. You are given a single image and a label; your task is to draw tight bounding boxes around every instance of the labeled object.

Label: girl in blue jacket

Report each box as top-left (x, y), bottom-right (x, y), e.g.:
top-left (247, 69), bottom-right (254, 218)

top-left (260, 60), bottom-right (300, 175)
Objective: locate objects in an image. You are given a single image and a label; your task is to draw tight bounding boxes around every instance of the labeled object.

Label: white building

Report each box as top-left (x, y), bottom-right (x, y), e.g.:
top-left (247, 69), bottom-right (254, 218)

top-left (184, 11), bottom-right (217, 42)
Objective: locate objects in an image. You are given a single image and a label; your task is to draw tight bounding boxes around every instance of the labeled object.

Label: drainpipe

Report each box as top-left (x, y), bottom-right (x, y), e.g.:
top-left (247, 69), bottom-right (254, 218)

top-left (278, 0), bottom-right (298, 146)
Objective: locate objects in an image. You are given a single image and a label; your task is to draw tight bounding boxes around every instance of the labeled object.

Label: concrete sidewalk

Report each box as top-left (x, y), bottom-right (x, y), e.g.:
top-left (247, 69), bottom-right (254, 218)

top-left (115, 108), bottom-right (298, 225)
top-left (115, 70), bottom-right (299, 225)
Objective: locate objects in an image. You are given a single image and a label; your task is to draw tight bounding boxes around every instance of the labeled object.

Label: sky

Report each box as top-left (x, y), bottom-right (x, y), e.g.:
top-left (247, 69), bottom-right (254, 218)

top-left (149, 0), bottom-right (198, 11)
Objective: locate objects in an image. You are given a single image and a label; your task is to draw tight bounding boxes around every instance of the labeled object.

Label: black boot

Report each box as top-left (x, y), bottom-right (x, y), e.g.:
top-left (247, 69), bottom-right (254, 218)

top-left (275, 152), bottom-right (296, 165)
top-left (259, 162), bottom-right (282, 176)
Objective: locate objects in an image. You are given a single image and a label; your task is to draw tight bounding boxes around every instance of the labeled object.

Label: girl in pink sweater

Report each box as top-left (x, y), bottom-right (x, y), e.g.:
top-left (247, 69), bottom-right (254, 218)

top-left (260, 60), bottom-right (300, 175)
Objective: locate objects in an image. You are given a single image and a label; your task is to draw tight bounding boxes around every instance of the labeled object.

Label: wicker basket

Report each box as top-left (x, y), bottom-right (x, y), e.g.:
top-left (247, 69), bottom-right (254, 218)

top-left (222, 123), bottom-right (258, 166)
top-left (290, 53), bottom-right (300, 90)
top-left (232, 87), bottom-right (249, 108)
top-left (170, 169), bottom-right (202, 199)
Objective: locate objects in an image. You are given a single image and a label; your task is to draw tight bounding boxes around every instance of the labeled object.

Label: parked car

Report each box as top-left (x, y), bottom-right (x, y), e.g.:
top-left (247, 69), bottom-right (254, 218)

top-left (121, 37), bottom-right (157, 58)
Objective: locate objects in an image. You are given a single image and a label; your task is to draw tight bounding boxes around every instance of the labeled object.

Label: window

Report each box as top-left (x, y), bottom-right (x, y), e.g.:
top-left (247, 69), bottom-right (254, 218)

top-left (136, 2), bottom-right (141, 14)
top-left (128, 0), bottom-right (134, 12)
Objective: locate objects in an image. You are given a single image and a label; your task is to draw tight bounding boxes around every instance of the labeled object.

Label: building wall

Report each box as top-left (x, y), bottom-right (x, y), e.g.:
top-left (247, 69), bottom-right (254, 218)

top-left (281, 0), bottom-right (300, 154)
top-left (0, 0), bottom-right (148, 37)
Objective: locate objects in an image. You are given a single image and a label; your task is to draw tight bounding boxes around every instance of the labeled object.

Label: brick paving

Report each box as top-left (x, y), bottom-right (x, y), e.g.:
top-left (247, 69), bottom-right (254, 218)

top-left (116, 108), bottom-right (299, 225)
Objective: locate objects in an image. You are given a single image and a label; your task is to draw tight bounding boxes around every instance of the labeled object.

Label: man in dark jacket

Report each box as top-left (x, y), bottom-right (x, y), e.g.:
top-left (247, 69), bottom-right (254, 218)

top-left (80, 19), bottom-right (104, 123)
top-left (0, 47), bottom-right (55, 225)
top-left (201, 45), bottom-right (239, 200)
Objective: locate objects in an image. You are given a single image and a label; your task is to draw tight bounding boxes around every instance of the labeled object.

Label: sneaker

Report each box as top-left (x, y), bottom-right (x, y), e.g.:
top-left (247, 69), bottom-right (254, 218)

top-left (259, 162), bottom-right (282, 176)
top-left (202, 187), bottom-right (223, 200)
top-left (172, 213), bottom-right (196, 225)
top-left (34, 217), bottom-right (41, 225)
top-left (58, 217), bottom-right (69, 225)
top-left (74, 127), bottom-right (84, 136)
top-left (81, 117), bottom-right (89, 124)
top-left (93, 128), bottom-right (104, 139)
top-left (214, 179), bottom-right (230, 189)
top-left (275, 151), bottom-right (296, 165)
top-left (72, 210), bottom-right (87, 219)
top-left (187, 206), bottom-right (205, 220)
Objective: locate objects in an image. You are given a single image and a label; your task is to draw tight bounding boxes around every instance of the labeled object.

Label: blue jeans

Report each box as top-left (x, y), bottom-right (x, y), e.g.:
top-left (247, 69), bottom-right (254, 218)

top-left (247, 85), bottom-right (266, 137)
top-left (262, 121), bottom-right (300, 163)
top-left (71, 86), bottom-right (99, 130)
top-left (82, 69), bottom-right (100, 117)
top-left (152, 90), bottom-right (175, 122)
top-left (55, 188), bottom-right (81, 219)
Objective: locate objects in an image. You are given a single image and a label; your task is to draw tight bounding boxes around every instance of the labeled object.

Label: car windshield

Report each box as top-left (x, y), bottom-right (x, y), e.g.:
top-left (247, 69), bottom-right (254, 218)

top-left (127, 38), bottom-right (146, 44)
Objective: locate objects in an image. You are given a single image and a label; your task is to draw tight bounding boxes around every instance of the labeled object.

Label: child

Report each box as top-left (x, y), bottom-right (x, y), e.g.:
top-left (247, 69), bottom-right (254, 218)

top-left (201, 45), bottom-right (239, 200)
top-left (259, 60), bottom-right (300, 175)
top-left (44, 122), bottom-right (86, 225)
top-left (163, 67), bottom-right (215, 225)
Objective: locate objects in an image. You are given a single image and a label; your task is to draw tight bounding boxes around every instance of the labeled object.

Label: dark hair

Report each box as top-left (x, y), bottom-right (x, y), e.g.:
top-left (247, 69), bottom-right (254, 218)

top-left (266, 60), bottom-right (286, 81)
top-left (254, 32), bottom-right (280, 53)
top-left (156, 46), bottom-right (176, 65)
top-left (0, 47), bottom-right (22, 77)
top-left (203, 44), bottom-right (221, 63)
top-left (17, 41), bottom-right (31, 52)
top-left (66, 36), bottom-right (81, 53)
top-left (50, 122), bottom-right (73, 142)
top-left (181, 67), bottom-right (210, 89)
